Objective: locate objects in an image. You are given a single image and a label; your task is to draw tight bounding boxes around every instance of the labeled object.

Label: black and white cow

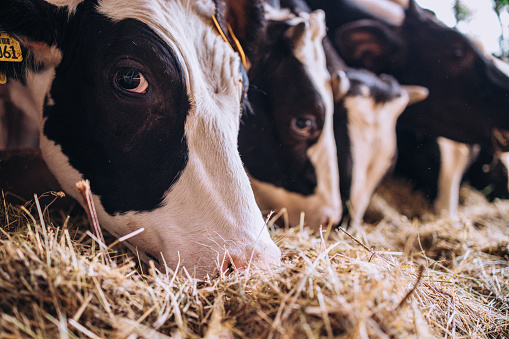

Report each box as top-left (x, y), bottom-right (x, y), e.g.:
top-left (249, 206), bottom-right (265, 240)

top-left (0, 0), bottom-right (281, 277)
top-left (239, 6), bottom-right (341, 230)
top-left (279, 0), bottom-right (429, 228)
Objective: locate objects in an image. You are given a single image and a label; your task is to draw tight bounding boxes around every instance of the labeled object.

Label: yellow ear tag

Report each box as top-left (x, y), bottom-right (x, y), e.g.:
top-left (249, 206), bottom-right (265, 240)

top-left (0, 31), bottom-right (23, 62)
top-left (0, 31), bottom-right (23, 84)
top-left (211, 16), bottom-right (247, 70)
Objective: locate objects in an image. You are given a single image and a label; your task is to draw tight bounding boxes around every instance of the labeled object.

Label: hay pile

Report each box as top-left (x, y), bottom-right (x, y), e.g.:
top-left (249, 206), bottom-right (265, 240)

top-left (0, 181), bottom-right (508, 338)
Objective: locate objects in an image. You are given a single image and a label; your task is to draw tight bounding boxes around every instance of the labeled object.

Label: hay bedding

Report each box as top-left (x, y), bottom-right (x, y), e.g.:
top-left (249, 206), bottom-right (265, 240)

top-left (0, 180), bottom-right (508, 338)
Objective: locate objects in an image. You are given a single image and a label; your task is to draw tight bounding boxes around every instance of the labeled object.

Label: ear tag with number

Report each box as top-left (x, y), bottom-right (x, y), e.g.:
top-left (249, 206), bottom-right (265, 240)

top-left (0, 31), bottom-right (23, 62)
top-left (0, 31), bottom-right (23, 84)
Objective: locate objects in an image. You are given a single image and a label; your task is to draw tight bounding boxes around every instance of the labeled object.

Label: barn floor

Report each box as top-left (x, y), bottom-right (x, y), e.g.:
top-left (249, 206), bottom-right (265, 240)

top-left (0, 180), bottom-right (508, 338)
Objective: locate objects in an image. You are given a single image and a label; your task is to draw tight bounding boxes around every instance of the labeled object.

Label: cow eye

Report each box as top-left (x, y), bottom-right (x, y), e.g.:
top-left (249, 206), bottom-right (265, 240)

top-left (291, 116), bottom-right (317, 137)
top-left (115, 67), bottom-right (149, 93)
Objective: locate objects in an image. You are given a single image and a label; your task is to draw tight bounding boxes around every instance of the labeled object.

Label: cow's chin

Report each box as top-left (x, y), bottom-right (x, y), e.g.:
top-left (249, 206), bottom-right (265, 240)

top-left (39, 135), bottom-right (281, 279)
top-left (249, 176), bottom-right (342, 232)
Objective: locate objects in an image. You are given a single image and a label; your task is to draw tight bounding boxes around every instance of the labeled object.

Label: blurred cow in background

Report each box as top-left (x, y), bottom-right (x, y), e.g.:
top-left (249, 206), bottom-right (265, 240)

top-left (281, 0), bottom-right (428, 229)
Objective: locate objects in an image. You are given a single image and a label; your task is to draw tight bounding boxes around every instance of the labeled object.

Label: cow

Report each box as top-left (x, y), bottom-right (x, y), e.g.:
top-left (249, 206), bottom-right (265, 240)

top-left (396, 51), bottom-right (509, 216)
top-left (462, 54), bottom-right (509, 203)
top-left (0, 0), bottom-right (281, 278)
top-left (238, 5), bottom-right (342, 230)
top-left (333, 69), bottom-right (427, 228)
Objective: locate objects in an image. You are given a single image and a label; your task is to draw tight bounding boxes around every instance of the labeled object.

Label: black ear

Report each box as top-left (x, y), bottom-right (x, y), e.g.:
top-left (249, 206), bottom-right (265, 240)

top-left (215, 0), bottom-right (265, 60)
top-left (333, 19), bottom-right (402, 73)
top-left (0, 0), bottom-right (66, 81)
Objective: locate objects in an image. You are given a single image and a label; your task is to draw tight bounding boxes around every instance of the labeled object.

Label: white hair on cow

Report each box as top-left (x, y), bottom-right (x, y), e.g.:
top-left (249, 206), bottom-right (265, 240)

top-left (341, 79), bottom-right (428, 230)
top-left (192, 0), bottom-right (216, 17)
top-left (386, 0), bottom-right (409, 8)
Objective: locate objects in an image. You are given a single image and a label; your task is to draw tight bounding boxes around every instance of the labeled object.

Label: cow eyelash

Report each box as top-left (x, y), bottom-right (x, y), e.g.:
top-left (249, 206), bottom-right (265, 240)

top-left (114, 67), bottom-right (149, 94)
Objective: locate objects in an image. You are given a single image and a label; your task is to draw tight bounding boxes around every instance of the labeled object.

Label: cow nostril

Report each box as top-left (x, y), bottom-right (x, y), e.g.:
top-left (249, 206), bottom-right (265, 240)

top-left (226, 245), bottom-right (281, 273)
top-left (319, 208), bottom-right (342, 228)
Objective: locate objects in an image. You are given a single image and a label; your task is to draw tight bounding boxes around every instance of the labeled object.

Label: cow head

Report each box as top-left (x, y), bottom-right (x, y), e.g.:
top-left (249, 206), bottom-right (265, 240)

top-left (0, 0), bottom-right (281, 277)
top-left (332, 69), bottom-right (427, 228)
top-left (326, 0), bottom-right (509, 146)
top-left (238, 8), bottom-right (341, 230)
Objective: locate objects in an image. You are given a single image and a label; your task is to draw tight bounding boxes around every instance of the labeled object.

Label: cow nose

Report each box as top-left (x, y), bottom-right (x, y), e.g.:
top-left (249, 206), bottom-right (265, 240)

top-left (318, 206), bottom-right (342, 228)
top-left (226, 241), bottom-right (281, 273)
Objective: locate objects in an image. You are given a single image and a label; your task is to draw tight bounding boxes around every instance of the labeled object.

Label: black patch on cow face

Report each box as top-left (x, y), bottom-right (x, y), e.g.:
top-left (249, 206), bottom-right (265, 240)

top-left (144, 251), bottom-right (161, 265)
top-left (239, 20), bottom-right (324, 196)
top-left (43, 7), bottom-right (190, 214)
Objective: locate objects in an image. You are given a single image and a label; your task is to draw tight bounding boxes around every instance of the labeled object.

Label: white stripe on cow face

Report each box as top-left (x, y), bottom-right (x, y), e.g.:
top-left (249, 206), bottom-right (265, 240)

top-left (31, 0), bottom-right (280, 277)
top-left (247, 9), bottom-right (341, 230)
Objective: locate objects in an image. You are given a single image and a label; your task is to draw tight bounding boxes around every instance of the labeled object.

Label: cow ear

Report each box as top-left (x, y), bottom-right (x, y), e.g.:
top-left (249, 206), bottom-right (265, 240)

top-left (404, 0), bottom-right (428, 23)
top-left (285, 10), bottom-right (326, 51)
top-left (331, 70), bottom-right (350, 101)
top-left (216, 0), bottom-right (265, 59)
top-left (406, 0), bottom-right (420, 18)
top-left (0, 0), bottom-right (64, 80)
top-left (333, 19), bottom-right (402, 73)
top-left (401, 85), bottom-right (429, 106)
